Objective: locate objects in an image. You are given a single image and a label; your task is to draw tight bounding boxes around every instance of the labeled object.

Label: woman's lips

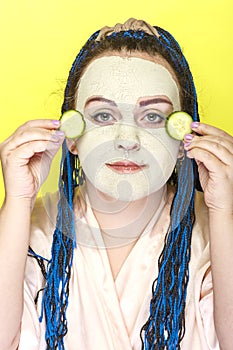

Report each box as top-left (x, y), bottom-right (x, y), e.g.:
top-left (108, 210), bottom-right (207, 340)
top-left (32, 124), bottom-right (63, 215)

top-left (106, 161), bottom-right (148, 174)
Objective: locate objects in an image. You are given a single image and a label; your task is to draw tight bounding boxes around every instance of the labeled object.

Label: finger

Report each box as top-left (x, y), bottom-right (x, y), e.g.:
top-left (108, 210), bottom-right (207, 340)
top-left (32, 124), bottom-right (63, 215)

top-left (187, 134), bottom-right (233, 154)
top-left (7, 139), bottom-right (63, 166)
top-left (186, 147), bottom-right (232, 176)
top-left (1, 119), bottom-right (62, 151)
top-left (184, 138), bottom-right (233, 165)
top-left (191, 122), bottom-right (233, 142)
top-left (18, 119), bottom-right (61, 131)
top-left (3, 129), bottom-right (65, 153)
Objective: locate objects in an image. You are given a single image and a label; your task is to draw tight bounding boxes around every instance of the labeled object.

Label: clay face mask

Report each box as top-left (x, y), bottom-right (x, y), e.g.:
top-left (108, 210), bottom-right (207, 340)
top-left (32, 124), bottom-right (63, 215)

top-left (76, 56), bottom-right (180, 113)
top-left (74, 56), bottom-right (181, 201)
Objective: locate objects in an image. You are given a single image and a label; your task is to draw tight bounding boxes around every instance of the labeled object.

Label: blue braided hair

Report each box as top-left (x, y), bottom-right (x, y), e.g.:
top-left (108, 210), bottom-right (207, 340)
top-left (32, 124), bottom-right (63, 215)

top-left (29, 23), bottom-right (200, 349)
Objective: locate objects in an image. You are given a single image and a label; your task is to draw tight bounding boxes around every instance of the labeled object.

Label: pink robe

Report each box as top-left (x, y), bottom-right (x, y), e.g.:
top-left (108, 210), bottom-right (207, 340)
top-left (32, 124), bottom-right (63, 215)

top-left (19, 189), bottom-right (219, 349)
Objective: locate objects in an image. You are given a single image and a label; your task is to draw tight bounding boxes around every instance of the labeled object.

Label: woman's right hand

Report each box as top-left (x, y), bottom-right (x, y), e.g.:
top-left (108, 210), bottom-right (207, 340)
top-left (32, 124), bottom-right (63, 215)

top-left (0, 119), bottom-right (65, 202)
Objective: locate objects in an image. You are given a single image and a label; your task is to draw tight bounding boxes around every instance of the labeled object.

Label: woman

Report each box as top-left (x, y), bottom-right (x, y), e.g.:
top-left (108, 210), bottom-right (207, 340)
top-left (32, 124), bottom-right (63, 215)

top-left (0, 18), bottom-right (232, 350)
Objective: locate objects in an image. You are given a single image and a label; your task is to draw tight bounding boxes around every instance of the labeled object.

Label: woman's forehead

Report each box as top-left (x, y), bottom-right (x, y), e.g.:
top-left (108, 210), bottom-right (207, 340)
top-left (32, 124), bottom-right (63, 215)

top-left (75, 55), bottom-right (181, 112)
top-left (81, 49), bottom-right (179, 80)
top-left (97, 49), bottom-right (177, 77)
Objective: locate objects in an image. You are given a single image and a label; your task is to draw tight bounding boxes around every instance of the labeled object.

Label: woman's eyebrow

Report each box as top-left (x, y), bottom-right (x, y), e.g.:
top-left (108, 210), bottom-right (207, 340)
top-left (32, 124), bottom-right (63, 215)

top-left (139, 97), bottom-right (173, 107)
top-left (85, 97), bottom-right (117, 107)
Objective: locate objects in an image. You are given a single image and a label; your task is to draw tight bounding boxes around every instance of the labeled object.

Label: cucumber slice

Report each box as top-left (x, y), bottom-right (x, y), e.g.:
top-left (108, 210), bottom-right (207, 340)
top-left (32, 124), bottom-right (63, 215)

top-left (60, 110), bottom-right (85, 139)
top-left (166, 111), bottom-right (193, 140)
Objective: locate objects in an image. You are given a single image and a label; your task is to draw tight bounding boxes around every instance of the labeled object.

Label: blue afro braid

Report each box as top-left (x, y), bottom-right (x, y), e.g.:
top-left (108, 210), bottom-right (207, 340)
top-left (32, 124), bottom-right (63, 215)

top-left (140, 27), bottom-right (199, 349)
top-left (35, 30), bottom-right (102, 350)
top-left (29, 24), bottom-right (200, 349)
top-left (39, 144), bottom-right (77, 349)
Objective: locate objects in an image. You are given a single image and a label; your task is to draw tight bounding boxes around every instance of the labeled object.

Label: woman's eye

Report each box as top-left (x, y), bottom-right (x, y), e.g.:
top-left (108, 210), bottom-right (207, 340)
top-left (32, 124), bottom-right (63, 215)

top-left (91, 112), bottom-right (115, 124)
top-left (140, 111), bottom-right (166, 127)
top-left (145, 113), bottom-right (162, 122)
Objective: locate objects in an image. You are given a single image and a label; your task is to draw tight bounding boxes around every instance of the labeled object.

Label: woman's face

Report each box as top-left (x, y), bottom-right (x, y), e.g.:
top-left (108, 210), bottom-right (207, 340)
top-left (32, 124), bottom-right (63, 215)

top-left (72, 52), bottom-right (181, 201)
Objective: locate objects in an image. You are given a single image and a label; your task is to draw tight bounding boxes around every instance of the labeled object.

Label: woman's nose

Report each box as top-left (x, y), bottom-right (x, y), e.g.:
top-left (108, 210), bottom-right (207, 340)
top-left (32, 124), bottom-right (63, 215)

top-left (114, 138), bottom-right (140, 152)
top-left (114, 123), bottom-right (141, 152)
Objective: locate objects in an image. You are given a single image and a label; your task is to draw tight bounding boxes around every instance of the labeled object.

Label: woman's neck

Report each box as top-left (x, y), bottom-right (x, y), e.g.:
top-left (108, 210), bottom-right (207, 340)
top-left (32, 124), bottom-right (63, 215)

top-left (80, 180), bottom-right (168, 247)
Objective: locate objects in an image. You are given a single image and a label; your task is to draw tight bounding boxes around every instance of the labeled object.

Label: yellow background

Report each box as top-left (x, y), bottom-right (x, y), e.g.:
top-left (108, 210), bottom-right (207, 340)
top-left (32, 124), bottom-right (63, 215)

top-left (0, 0), bottom-right (232, 203)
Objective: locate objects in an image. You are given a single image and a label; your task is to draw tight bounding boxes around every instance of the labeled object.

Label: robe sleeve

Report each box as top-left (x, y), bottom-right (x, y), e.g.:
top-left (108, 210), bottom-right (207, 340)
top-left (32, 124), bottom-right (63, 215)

top-left (18, 193), bottom-right (57, 349)
top-left (18, 247), bottom-right (47, 349)
top-left (192, 191), bottom-right (220, 350)
top-left (198, 266), bottom-right (220, 349)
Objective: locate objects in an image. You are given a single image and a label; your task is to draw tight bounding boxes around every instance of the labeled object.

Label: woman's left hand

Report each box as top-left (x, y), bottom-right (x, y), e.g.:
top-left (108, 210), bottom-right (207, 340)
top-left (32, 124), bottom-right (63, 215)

top-left (183, 122), bottom-right (233, 214)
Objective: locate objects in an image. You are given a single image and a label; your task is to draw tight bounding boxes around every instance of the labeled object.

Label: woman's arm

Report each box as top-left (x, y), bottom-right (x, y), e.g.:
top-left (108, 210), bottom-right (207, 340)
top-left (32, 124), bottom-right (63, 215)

top-left (184, 122), bottom-right (233, 350)
top-left (208, 210), bottom-right (233, 350)
top-left (0, 119), bottom-right (64, 349)
top-left (0, 197), bottom-right (32, 349)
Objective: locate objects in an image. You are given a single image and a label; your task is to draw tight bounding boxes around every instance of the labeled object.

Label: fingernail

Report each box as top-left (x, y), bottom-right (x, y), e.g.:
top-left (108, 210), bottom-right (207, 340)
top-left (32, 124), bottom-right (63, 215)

top-left (184, 142), bottom-right (191, 148)
top-left (191, 121), bottom-right (200, 129)
top-left (52, 119), bottom-right (60, 126)
top-left (184, 134), bottom-right (194, 141)
top-left (54, 130), bottom-right (65, 137)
